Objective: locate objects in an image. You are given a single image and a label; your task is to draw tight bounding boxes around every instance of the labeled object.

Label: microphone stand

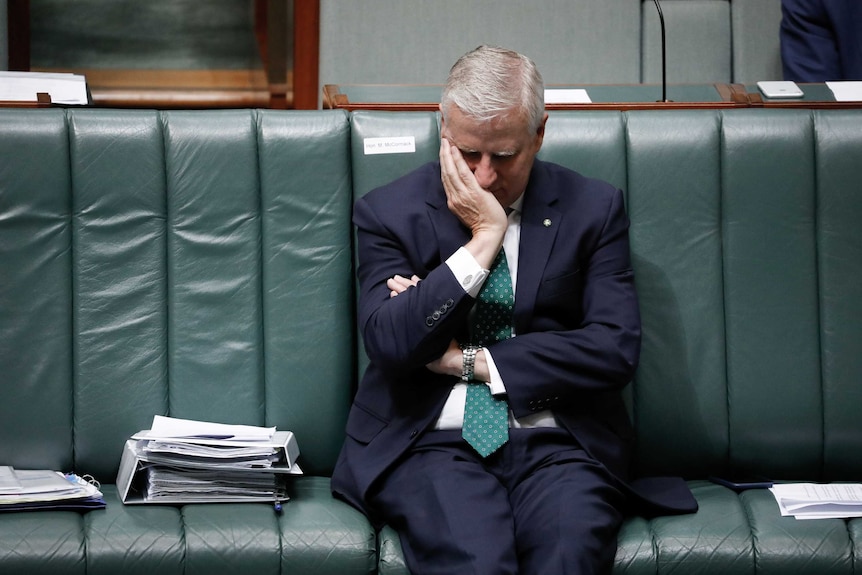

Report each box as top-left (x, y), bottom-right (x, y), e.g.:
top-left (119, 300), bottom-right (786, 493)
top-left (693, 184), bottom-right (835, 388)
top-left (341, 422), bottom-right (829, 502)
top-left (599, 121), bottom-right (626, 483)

top-left (653, 0), bottom-right (671, 102)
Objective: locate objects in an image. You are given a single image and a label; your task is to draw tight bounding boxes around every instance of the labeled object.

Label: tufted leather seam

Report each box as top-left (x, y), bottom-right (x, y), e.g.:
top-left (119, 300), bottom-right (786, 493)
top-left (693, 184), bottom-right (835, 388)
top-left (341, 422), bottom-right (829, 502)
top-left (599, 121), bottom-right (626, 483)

top-left (738, 491), bottom-right (759, 574)
top-left (647, 517), bottom-right (659, 574)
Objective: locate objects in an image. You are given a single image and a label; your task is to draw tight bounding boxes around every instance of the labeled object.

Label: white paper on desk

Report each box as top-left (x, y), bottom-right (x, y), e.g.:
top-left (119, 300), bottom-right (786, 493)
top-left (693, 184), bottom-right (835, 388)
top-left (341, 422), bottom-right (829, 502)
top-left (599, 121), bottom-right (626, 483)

top-left (0, 71), bottom-right (89, 104)
top-left (826, 81), bottom-right (862, 102)
top-left (770, 483), bottom-right (862, 519)
top-left (144, 441), bottom-right (277, 459)
top-left (544, 89), bottom-right (592, 104)
top-left (150, 415), bottom-right (276, 441)
top-left (0, 467), bottom-right (22, 492)
top-left (0, 470), bottom-right (100, 504)
top-left (130, 429), bottom-right (301, 470)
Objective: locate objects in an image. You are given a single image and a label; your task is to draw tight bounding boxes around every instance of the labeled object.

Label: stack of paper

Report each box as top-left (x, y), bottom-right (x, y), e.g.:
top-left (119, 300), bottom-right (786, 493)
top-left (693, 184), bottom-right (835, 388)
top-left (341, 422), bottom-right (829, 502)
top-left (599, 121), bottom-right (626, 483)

top-left (770, 483), bottom-right (862, 520)
top-left (0, 466), bottom-right (105, 512)
top-left (117, 416), bottom-right (301, 506)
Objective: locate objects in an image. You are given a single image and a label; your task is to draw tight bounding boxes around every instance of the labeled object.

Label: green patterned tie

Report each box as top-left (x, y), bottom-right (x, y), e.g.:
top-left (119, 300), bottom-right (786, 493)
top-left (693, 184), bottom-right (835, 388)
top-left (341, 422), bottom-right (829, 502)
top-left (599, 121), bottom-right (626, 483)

top-left (462, 249), bottom-right (513, 457)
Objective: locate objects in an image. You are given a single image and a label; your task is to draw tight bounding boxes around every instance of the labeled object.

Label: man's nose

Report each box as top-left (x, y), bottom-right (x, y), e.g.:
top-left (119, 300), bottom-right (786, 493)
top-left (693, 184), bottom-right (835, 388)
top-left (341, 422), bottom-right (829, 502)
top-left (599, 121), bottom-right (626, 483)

top-left (473, 155), bottom-right (497, 189)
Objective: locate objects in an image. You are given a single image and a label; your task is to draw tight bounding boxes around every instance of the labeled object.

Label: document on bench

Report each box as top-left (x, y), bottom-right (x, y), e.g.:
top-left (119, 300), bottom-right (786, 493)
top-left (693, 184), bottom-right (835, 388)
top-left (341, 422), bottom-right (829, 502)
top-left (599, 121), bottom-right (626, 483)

top-left (118, 416), bottom-right (301, 505)
top-left (770, 483), bottom-right (862, 519)
top-left (0, 468), bottom-right (105, 512)
top-left (0, 466), bottom-right (21, 492)
top-left (149, 415), bottom-right (276, 441)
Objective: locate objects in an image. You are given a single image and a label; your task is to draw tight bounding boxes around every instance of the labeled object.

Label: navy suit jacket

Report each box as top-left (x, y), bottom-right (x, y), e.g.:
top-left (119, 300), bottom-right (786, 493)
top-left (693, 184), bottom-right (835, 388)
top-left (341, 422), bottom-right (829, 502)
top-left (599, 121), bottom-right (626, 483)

top-left (781, 0), bottom-right (862, 82)
top-left (331, 159), bottom-right (695, 524)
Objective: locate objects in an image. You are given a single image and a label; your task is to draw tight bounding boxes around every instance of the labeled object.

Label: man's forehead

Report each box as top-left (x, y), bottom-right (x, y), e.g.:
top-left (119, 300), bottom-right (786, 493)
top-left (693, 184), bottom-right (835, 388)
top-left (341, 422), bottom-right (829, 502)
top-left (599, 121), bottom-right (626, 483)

top-left (443, 115), bottom-right (529, 154)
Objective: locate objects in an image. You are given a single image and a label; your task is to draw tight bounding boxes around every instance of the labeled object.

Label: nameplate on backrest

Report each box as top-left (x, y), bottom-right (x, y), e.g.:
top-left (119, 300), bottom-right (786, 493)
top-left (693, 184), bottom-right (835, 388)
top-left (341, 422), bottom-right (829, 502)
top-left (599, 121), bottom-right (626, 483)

top-left (364, 136), bottom-right (416, 155)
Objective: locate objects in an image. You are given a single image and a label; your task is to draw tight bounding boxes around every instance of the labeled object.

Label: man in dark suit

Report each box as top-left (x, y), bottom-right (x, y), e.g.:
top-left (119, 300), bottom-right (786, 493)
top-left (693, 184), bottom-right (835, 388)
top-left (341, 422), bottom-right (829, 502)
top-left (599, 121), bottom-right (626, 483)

top-left (332, 46), bottom-right (694, 574)
top-left (781, 0), bottom-right (862, 82)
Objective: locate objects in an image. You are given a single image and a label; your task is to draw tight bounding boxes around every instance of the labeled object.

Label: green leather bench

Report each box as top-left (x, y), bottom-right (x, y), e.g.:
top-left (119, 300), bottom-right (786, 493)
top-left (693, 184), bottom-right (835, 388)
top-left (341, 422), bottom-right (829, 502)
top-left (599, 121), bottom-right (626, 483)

top-left (0, 109), bottom-right (374, 575)
top-left (1, 107), bottom-right (861, 574)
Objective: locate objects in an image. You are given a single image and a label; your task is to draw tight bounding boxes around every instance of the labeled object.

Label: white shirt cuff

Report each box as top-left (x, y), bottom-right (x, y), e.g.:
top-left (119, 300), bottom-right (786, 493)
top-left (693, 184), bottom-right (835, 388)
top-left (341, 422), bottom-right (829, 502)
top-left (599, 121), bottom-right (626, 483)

top-left (482, 348), bottom-right (507, 396)
top-left (446, 247), bottom-right (488, 298)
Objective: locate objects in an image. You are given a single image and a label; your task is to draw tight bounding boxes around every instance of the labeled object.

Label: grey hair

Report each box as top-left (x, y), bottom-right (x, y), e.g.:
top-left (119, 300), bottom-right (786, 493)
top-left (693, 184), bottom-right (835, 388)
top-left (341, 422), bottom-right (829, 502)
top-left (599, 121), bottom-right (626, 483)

top-left (441, 45), bottom-right (545, 134)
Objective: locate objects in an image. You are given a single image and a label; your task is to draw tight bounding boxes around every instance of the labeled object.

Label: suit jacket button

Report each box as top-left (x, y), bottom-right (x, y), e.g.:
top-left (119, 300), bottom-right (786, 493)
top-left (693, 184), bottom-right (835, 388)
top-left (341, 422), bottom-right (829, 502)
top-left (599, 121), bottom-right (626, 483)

top-left (426, 317), bottom-right (434, 327)
top-left (432, 311), bottom-right (441, 320)
top-left (410, 429), bottom-right (418, 438)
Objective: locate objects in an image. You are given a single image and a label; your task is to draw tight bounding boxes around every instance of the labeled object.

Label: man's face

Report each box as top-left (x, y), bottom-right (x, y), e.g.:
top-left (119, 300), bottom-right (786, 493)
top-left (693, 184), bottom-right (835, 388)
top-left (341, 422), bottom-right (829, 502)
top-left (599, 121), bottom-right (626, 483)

top-left (440, 105), bottom-right (548, 209)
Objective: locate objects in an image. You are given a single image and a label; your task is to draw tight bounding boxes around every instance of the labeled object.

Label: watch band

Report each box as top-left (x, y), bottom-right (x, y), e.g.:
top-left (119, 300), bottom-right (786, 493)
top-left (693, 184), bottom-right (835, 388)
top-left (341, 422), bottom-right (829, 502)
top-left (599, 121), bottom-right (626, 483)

top-left (461, 345), bottom-right (479, 382)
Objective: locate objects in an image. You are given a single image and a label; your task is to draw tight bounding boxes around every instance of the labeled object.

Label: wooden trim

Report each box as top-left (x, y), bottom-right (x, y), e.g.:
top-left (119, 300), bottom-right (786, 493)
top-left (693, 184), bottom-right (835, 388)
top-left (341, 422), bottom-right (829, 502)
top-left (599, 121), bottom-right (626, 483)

top-left (327, 101), bottom-right (751, 112)
top-left (87, 89), bottom-right (271, 109)
top-left (254, 0), bottom-right (268, 61)
top-left (292, 0), bottom-right (320, 109)
top-left (0, 92), bottom-right (51, 107)
top-left (36, 69), bottom-right (270, 90)
top-left (7, 0), bottom-right (31, 71)
top-left (322, 84), bottom-right (347, 109)
top-left (34, 68), bottom-right (272, 109)
top-left (747, 91), bottom-right (862, 109)
top-left (17, 1), bottom-right (316, 110)
top-left (717, 83), bottom-right (751, 105)
top-left (322, 83), bottom-right (752, 112)
top-left (265, 0), bottom-right (290, 109)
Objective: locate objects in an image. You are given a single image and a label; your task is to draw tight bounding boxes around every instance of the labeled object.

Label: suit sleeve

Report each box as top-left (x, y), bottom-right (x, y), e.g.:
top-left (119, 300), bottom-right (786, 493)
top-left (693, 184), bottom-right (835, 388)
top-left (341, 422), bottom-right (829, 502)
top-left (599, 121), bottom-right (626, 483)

top-left (490, 187), bottom-right (641, 418)
top-left (353, 194), bottom-right (474, 374)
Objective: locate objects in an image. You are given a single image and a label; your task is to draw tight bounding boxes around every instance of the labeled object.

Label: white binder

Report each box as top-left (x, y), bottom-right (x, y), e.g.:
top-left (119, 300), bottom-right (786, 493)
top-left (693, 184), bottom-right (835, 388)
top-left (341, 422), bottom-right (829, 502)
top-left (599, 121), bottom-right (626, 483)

top-left (117, 429), bottom-right (301, 505)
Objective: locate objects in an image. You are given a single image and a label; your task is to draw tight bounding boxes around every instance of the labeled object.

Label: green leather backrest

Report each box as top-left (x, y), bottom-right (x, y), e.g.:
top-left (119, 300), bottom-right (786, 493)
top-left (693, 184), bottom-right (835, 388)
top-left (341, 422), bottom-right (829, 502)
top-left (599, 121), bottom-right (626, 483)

top-left (2, 108), bottom-right (860, 485)
top-left (0, 109), bottom-right (353, 480)
top-left (349, 109), bottom-right (862, 481)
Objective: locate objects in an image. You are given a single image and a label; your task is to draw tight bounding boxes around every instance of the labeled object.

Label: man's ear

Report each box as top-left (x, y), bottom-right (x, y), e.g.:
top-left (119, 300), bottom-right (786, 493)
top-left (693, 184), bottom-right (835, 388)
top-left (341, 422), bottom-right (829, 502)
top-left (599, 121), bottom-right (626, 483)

top-left (535, 112), bottom-right (549, 148)
top-left (537, 112), bottom-right (549, 137)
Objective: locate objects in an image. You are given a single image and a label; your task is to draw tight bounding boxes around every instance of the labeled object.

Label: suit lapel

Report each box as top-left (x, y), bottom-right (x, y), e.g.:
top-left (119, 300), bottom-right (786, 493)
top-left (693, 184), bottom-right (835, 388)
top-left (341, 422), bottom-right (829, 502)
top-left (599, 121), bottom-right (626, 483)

top-left (514, 162), bottom-right (560, 333)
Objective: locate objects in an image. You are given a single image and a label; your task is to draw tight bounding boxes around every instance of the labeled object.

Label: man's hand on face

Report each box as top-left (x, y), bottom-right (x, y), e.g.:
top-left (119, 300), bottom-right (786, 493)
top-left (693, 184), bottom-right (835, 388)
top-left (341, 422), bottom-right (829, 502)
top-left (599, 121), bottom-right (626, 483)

top-left (439, 138), bottom-right (507, 269)
top-left (439, 138), bottom-right (508, 237)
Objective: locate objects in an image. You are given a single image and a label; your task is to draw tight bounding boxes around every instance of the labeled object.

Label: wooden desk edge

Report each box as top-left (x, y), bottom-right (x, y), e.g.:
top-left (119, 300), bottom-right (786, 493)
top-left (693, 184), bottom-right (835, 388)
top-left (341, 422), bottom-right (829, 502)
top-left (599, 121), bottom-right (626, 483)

top-left (322, 83), bottom-right (752, 111)
top-left (0, 92), bottom-right (53, 108)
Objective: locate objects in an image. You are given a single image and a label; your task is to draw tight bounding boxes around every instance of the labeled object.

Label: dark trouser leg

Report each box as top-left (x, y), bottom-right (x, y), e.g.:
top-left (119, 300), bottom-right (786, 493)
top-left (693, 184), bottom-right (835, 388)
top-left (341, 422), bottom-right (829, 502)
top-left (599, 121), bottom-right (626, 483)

top-left (370, 428), bottom-right (625, 575)
top-left (370, 430), bottom-right (518, 575)
top-left (505, 429), bottom-right (625, 575)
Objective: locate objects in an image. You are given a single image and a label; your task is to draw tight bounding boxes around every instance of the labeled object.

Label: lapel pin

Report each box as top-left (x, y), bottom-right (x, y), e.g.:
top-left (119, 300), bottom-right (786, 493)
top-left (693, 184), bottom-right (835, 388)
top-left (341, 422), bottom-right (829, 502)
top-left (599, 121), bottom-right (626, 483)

top-left (543, 218), bottom-right (552, 227)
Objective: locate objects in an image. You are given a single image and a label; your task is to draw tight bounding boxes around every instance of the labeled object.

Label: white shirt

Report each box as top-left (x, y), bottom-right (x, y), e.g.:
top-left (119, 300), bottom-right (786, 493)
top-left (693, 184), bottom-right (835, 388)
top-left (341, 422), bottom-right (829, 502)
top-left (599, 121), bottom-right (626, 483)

top-left (433, 201), bottom-right (558, 430)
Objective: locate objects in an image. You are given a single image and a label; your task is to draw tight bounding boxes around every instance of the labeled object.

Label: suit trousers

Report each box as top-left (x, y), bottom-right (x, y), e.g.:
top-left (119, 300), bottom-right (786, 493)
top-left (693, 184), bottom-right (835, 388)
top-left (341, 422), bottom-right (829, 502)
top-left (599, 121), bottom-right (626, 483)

top-left (369, 427), bottom-right (626, 575)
